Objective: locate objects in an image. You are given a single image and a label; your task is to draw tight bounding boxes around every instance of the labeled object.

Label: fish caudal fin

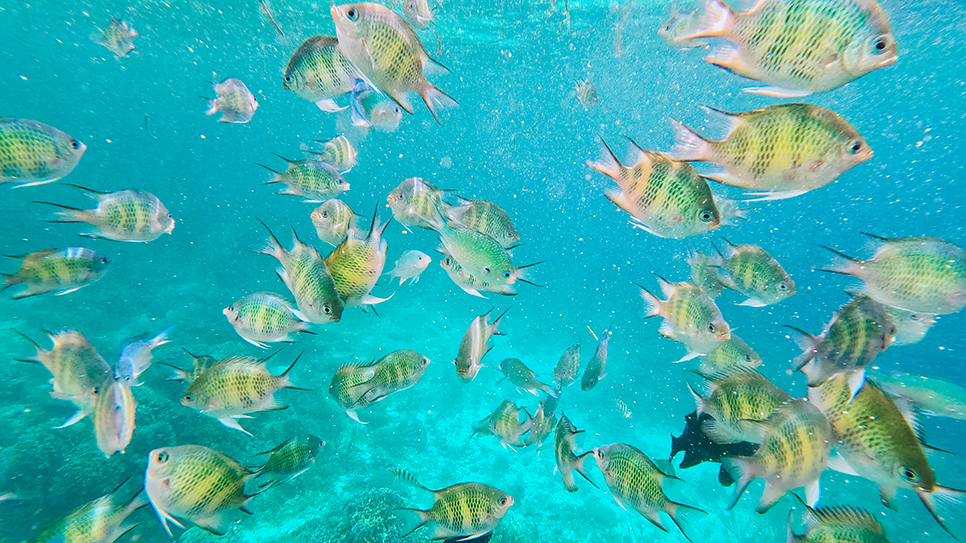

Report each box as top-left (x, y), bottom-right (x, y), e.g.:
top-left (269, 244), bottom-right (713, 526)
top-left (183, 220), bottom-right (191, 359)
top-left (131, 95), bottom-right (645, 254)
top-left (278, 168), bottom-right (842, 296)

top-left (665, 500), bottom-right (707, 543)
top-left (680, 0), bottom-right (734, 40)
top-left (35, 201), bottom-right (94, 223)
top-left (918, 485), bottom-right (966, 539)
top-left (395, 507), bottom-right (432, 537)
top-left (421, 82), bottom-right (458, 125)
top-left (668, 119), bottom-right (712, 162)
top-left (637, 284), bottom-right (663, 318)
top-left (722, 456), bottom-right (757, 510)
top-left (587, 138), bottom-right (623, 180)
top-left (784, 326), bottom-right (821, 376)
top-left (574, 451), bottom-right (599, 490)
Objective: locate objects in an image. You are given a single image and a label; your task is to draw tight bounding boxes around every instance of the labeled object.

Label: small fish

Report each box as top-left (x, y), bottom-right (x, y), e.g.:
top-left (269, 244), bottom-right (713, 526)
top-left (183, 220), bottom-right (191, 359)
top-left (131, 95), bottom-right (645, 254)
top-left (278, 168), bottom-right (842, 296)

top-left (615, 398), bottom-right (632, 418)
top-left (165, 349), bottom-right (217, 383)
top-left (696, 334), bottom-right (762, 374)
top-left (640, 278), bottom-right (730, 361)
top-left (588, 139), bottom-right (722, 239)
top-left (324, 209), bottom-right (392, 308)
top-left (114, 326), bottom-right (173, 386)
top-left (687, 250), bottom-right (723, 298)
top-left (181, 354), bottom-right (306, 435)
top-left (687, 367), bottom-right (793, 444)
top-left (310, 199), bottom-right (361, 247)
top-left (670, 104), bottom-right (872, 200)
top-left (18, 329), bottom-right (111, 427)
top-left (402, 0), bottom-right (435, 28)
top-left (681, 0), bottom-right (897, 96)
top-left (349, 78), bottom-right (404, 133)
top-left (471, 400), bottom-right (533, 450)
top-left (444, 199), bottom-right (520, 248)
top-left (0, 118), bottom-right (86, 188)
top-left (821, 234), bottom-right (966, 315)
top-left (809, 373), bottom-right (964, 536)
top-left (713, 240), bottom-right (796, 306)
top-left (254, 434), bottom-right (325, 489)
top-left (92, 18), bottom-right (138, 58)
top-left (439, 249), bottom-right (518, 298)
top-left (387, 177), bottom-right (448, 231)
top-left (436, 218), bottom-right (533, 287)
top-left (306, 135), bottom-right (358, 172)
top-left (787, 501), bottom-right (890, 543)
top-left (93, 376), bottom-right (137, 458)
top-left (581, 328), bottom-right (612, 391)
top-left (223, 292), bottom-right (312, 349)
top-left (499, 358), bottom-right (555, 397)
top-left (259, 156), bottom-right (349, 203)
top-left (393, 469), bottom-right (513, 541)
top-left (329, 360), bottom-right (378, 423)
top-left (331, 2), bottom-right (457, 123)
top-left (669, 411), bottom-right (759, 487)
top-left (282, 36), bottom-right (359, 112)
top-left (348, 349), bottom-right (430, 406)
top-left (787, 295), bottom-right (895, 394)
top-left (144, 445), bottom-right (256, 535)
top-left (525, 398), bottom-right (558, 447)
top-left (258, 224), bottom-right (344, 323)
top-left (1, 248), bottom-right (109, 299)
top-left (554, 413), bottom-right (597, 492)
top-left (26, 484), bottom-right (146, 543)
top-left (206, 78), bottom-right (258, 123)
top-left (871, 371), bottom-right (966, 421)
top-left (41, 186), bottom-right (174, 242)
top-left (883, 306), bottom-right (936, 346)
top-left (385, 250), bottom-right (431, 285)
top-left (553, 343), bottom-right (580, 388)
top-left (594, 442), bottom-right (706, 541)
top-left (575, 79), bottom-right (599, 109)
top-left (453, 308), bottom-right (507, 382)
top-left (658, 5), bottom-right (706, 49)
top-left (723, 399), bottom-right (831, 512)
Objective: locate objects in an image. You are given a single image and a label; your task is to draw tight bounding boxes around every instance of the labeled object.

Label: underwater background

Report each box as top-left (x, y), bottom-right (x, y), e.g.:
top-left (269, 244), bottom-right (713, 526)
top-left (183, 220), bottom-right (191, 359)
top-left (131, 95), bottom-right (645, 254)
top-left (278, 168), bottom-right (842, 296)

top-left (1, 0), bottom-right (965, 542)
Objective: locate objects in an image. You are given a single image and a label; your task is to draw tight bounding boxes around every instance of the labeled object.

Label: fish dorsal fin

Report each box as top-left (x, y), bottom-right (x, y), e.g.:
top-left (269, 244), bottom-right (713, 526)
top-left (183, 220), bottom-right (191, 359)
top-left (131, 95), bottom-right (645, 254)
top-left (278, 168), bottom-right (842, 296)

top-left (693, 364), bottom-right (761, 383)
top-left (654, 274), bottom-right (677, 298)
top-left (812, 505), bottom-right (884, 534)
top-left (891, 392), bottom-right (926, 444)
top-left (701, 106), bottom-right (745, 139)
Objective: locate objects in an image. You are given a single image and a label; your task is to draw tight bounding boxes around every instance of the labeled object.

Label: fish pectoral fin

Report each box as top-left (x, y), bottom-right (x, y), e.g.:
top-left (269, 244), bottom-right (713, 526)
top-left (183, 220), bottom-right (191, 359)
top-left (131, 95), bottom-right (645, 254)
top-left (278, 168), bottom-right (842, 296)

top-left (243, 337), bottom-right (270, 349)
top-left (826, 450), bottom-right (860, 476)
top-left (743, 86), bottom-right (813, 98)
top-left (315, 99), bottom-right (347, 112)
top-left (738, 298), bottom-right (767, 307)
top-left (154, 504), bottom-right (185, 537)
top-left (805, 479), bottom-right (821, 507)
top-left (193, 512), bottom-right (227, 535)
top-left (53, 410), bottom-right (88, 429)
top-left (879, 484), bottom-right (899, 510)
top-left (54, 287), bottom-right (82, 296)
top-left (820, 53), bottom-right (841, 70)
top-left (742, 190), bottom-right (809, 202)
top-left (218, 416), bottom-right (254, 436)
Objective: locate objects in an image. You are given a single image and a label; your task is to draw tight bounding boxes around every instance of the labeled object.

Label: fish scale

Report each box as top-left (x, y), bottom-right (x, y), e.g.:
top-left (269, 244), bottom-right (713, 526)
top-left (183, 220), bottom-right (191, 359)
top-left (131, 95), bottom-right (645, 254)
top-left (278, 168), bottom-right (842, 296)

top-left (325, 214), bottom-right (388, 306)
top-left (22, 330), bottom-right (111, 418)
top-left (311, 199), bottom-right (360, 246)
top-left (690, 368), bottom-right (792, 444)
top-left (352, 349), bottom-right (429, 406)
top-left (28, 486), bottom-right (145, 543)
top-left (225, 292), bottom-right (308, 348)
top-left (417, 482), bottom-right (511, 539)
top-left (698, 335), bottom-right (762, 372)
top-left (642, 280), bottom-right (730, 358)
top-left (49, 189), bottom-right (174, 242)
top-left (283, 36), bottom-right (359, 104)
top-left (789, 504), bottom-right (888, 543)
top-left (446, 199), bottom-right (520, 248)
top-left (2, 247), bottom-right (110, 298)
top-left (715, 242), bottom-right (795, 305)
top-left (0, 118), bottom-right (85, 186)
top-left (387, 177), bottom-right (447, 230)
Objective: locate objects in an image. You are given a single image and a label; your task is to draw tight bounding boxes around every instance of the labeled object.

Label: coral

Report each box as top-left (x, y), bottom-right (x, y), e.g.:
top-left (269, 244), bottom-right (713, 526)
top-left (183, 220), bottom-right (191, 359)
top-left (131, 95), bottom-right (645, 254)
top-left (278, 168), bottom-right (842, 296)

top-left (283, 488), bottom-right (431, 543)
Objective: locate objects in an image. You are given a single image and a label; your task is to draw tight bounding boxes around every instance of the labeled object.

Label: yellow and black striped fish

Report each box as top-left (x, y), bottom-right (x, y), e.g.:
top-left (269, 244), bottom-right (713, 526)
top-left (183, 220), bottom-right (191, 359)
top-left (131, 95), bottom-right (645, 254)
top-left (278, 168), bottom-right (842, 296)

top-left (640, 277), bottom-right (730, 360)
top-left (42, 185), bottom-right (174, 242)
top-left (688, 366), bottom-right (792, 444)
top-left (254, 434), bottom-right (325, 489)
top-left (27, 483), bottom-right (146, 543)
top-left (282, 36), bottom-right (360, 111)
top-left (787, 501), bottom-right (889, 543)
top-left (2, 247), bottom-right (110, 299)
top-left (713, 240), bottom-right (795, 306)
top-left (392, 469), bottom-right (513, 540)
top-left (0, 118), bottom-right (86, 187)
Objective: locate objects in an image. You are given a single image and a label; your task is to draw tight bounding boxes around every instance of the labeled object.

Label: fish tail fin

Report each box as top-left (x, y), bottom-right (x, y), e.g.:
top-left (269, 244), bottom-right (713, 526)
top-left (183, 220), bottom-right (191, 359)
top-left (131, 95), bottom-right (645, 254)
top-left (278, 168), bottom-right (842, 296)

top-left (587, 137), bottom-right (623, 180)
top-left (665, 500), bottom-right (708, 543)
top-left (205, 99), bottom-right (220, 116)
top-left (278, 352), bottom-right (304, 389)
top-left (681, 0), bottom-right (734, 40)
top-left (668, 119), bottom-right (712, 161)
top-left (574, 451), bottom-right (600, 489)
top-left (918, 485), bottom-right (966, 539)
top-left (255, 219), bottom-right (286, 261)
top-left (783, 325), bottom-right (821, 375)
top-left (421, 82), bottom-right (458, 125)
top-left (0, 272), bottom-right (17, 291)
top-left (34, 201), bottom-right (93, 223)
top-left (394, 507), bottom-right (431, 537)
top-left (721, 456), bottom-right (757, 510)
top-left (636, 283), bottom-right (663, 318)
top-left (816, 245), bottom-right (862, 276)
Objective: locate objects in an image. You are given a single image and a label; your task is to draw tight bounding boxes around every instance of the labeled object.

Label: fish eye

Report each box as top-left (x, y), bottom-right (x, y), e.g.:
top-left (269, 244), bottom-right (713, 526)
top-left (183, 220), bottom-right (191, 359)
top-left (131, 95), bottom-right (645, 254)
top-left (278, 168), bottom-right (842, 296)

top-left (499, 497), bottom-right (508, 505)
top-left (392, 106), bottom-right (401, 114)
top-left (708, 323), bottom-right (716, 333)
top-left (484, 267), bottom-right (492, 274)
top-left (699, 210), bottom-right (713, 222)
top-left (284, 75), bottom-right (292, 83)
top-left (849, 140), bottom-right (863, 154)
top-left (323, 304), bottom-right (332, 314)
top-left (347, 8), bottom-right (358, 20)
top-left (183, 394), bottom-right (193, 402)
top-left (743, 355), bottom-right (752, 362)
top-left (900, 466), bottom-right (920, 482)
top-left (70, 139), bottom-right (81, 149)
top-left (156, 451), bottom-right (169, 463)
top-left (873, 37), bottom-right (889, 52)
top-left (778, 283), bottom-right (788, 291)
top-left (322, 211), bottom-right (329, 218)
top-left (503, 271), bottom-right (511, 279)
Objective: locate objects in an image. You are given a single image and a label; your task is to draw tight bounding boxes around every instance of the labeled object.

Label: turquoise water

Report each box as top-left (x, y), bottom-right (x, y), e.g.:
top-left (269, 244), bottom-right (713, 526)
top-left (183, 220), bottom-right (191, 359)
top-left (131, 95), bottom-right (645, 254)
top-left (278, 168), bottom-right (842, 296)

top-left (1, 0), bottom-right (965, 541)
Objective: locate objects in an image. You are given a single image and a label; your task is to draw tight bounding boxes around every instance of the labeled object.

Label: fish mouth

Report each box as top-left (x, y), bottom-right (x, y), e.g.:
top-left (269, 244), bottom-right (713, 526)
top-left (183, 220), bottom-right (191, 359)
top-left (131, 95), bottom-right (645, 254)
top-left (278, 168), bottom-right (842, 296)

top-left (329, 2), bottom-right (346, 21)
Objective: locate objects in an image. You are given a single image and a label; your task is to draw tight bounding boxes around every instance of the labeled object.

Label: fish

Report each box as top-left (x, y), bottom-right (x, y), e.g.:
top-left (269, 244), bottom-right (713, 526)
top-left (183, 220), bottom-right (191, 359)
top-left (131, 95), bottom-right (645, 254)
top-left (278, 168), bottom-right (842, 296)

top-left (687, 367), bottom-right (793, 444)
top-left (453, 308), bottom-right (507, 382)
top-left (499, 357), bottom-right (555, 396)
top-left (658, 5), bottom-right (706, 49)
top-left (581, 328), bottom-right (612, 391)
top-left (92, 18), bottom-right (138, 58)
top-left (871, 371), bottom-right (966, 420)
top-left (393, 469), bottom-right (513, 541)
top-left (723, 399), bottom-right (831, 512)
top-left (349, 78), bottom-right (404, 132)
top-left (669, 104), bottom-right (872, 200)
top-left (282, 36), bottom-right (359, 112)
top-left (330, 2), bottom-right (457, 123)
top-left (669, 411), bottom-right (759, 487)
top-left (180, 354), bottom-right (306, 435)
top-left (257, 224), bottom-right (344, 323)
top-left (471, 400), bottom-right (532, 450)
top-left (114, 325), bottom-right (173, 386)
top-left (206, 78), bottom-right (258, 123)
top-left (588, 139), bottom-right (722, 239)
top-left (18, 329), bottom-right (111, 427)
top-left (223, 292), bottom-right (312, 349)
top-left (687, 250), bottom-right (723, 298)
top-left (439, 249), bottom-right (518, 298)
top-left (41, 185), bottom-right (175, 242)
top-left (259, 156), bottom-right (349, 202)
top-left (809, 372), bottom-right (965, 536)
top-left (386, 177), bottom-right (448, 231)
top-left (640, 277), bottom-right (730, 361)
top-left (324, 208), bottom-right (392, 308)
top-left (306, 135), bottom-right (358, 172)
top-left (787, 295), bottom-right (895, 394)
top-left (575, 79), bottom-right (599, 109)
top-left (402, 0), bottom-right (435, 29)
top-left (329, 360), bottom-right (379, 423)
top-left (164, 349), bottom-right (217, 383)
top-left (594, 442), bottom-right (705, 541)
top-left (681, 0), bottom-right (897, 96)
top-left (92, 376), bottom-right (137, 458)
top-left (696, 334), bottom-right (762, 373)
top-left (554, 413), bottom-right (597, 492)
top-left (615, 398), bottom-right (632, 418)
top-left (348, 349), bottom-right (431, 406)
top-left (787, 501), bottom-right (889, 543)
top-left (1, 248), bottom-right (110, 299)
top-left (0, 118), bottom-right (86, 188)
top-left (525, 398), bottom-right (558, 447)
top-left (553, 343), bottom-right (581, 388)
top-left (444, 198), bottom-right (520, 248)
top-left (883, 306), bottom-right (935, 346)
top-left (712, 240), bottom-right (796, 306)
top-left (821, 234), bottom-right (966, 315)
top-left (26, 483), bottom-right (146, 543)
top-left (385, 250), bottom-right (431, 285)
top-left (144, 445), bottom-right (256, 535)
top-left (254, 434), bottom-right (325, 489)
top-left (310, 199), bottom-right (361, 247)
top-left (436, 217), bottom-right (534, 287)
